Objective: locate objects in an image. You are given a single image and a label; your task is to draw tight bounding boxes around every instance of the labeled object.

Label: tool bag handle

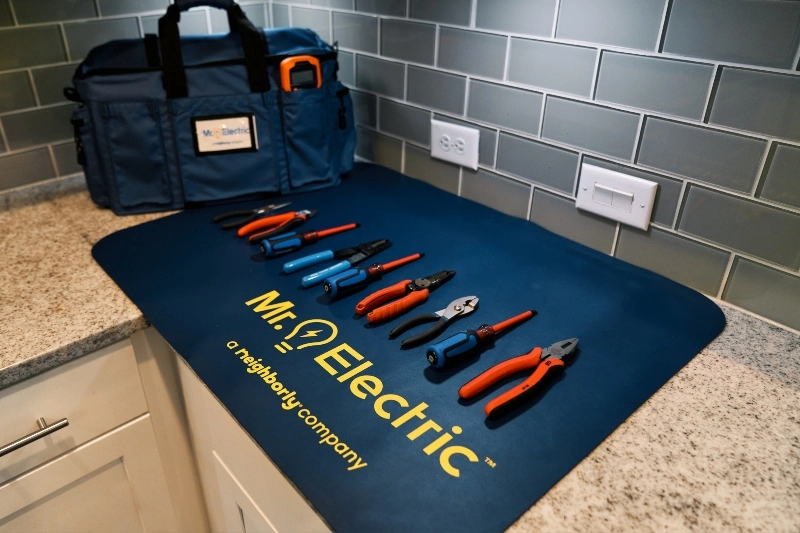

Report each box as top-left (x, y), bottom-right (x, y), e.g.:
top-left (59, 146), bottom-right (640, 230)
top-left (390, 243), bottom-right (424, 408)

top-left (158, 0), bottom-right (271, 99)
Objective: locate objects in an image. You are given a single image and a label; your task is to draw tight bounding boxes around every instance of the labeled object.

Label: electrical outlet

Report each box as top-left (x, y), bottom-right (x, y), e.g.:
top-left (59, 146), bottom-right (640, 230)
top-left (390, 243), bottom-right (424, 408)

top-left (430, 119), bottom-right (479, 170)
top-left (575, 164), bottom-right (658, 230)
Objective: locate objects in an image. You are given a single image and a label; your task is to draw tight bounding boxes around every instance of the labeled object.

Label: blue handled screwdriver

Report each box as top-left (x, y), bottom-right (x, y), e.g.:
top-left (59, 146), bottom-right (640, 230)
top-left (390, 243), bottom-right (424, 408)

top-left (282, 239), bottom-right (392, 287)
top-left (425, 310), bottom-right (536, 368)
top-left (260, 223), bottom-right (358, 257)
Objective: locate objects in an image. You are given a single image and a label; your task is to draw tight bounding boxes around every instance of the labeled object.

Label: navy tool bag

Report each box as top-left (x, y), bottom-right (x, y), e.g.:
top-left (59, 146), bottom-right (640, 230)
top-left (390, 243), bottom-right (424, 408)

top-left (67, 0), bottom-right (355, 215)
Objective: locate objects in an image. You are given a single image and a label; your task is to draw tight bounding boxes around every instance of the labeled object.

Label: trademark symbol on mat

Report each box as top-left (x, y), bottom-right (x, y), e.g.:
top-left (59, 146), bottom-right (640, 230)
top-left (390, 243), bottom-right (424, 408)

top-left (484, 457), bottom-right (496, 468)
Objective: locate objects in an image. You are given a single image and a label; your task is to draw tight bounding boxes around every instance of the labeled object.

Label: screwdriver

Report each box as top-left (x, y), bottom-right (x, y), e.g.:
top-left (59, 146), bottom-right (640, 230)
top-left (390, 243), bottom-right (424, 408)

top-left (260, 223), bottom-right (358, 257)
top-left (425, 310), bottom-right (536, 368)
top-left (322, 253), bottom-right (423, 297)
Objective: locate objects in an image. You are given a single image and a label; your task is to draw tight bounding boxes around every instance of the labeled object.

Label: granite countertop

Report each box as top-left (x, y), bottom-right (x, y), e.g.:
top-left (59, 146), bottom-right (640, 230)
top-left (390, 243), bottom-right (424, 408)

top-left (1, 180), bottom-right (798, 532)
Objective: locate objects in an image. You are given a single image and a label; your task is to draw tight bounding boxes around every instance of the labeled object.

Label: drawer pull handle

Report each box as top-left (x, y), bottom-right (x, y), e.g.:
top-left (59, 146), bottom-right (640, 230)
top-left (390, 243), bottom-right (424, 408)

top-left (0, 418), bottom-right (69, 458)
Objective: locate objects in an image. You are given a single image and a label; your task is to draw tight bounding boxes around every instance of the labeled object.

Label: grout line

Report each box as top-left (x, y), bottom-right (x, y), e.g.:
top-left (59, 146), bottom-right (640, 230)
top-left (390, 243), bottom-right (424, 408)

top-left (492, 126), bottom-right (500, 168)
top-left (589, 49), bottom-right (602, 99)
top-left (537, 95), bottom-right (547, 137)
top-left (572, 153), bottom-right (584, 197)
top-left (671, 179), bottom-right (688, 229)
top-left (7, 0), bottom-right (18, 25)
top-left (93, 0), bottom-right (102, 17)
top-left (469, 0), bottom-right (477, 28)
top-left (47, 144), bottom-right (59, 175)
top-left (287, 3), bottom-right (292, 26)
top-left (375, 12), bottom-right (381, 56)
top-left (655, 0), bottom-right (673, 52)
top-left (400, 141), bottom-right (406, 174)
top-left (501, 35), bottom-right (511, 82)
top-left (136, 15), bottom-right (145, 37)
top-left (405, 0), bottom-right (410, 18)
top-left (433, 24), bottom-right (440, 68)
top-left (58, 23), bottom-right (71, 62)
top-left (610, 223), bottom-right (621, 256)
top-left (327, 8), bottom-right (332, 43)
top-left (526, 184), bottom-right (534, 220)
top-left (793, 41), bottom-right (800, 71)
top-left (0, 119), bottom-right (9, 152)
top-left (700, 64), bottom-right (720, 122)
top-left (551, 0), bottom-right (561, 38)
top-left (750, 140), bottom-right (772, 197)
top-left (702, 65), bottom-right (723, 123)
top-left (457, 166), bottom-right (463, 196)
top-left (403, 63), bottom-right (408, 100)
top-left (0, 101), bottom-right (76, 118)
top-left (716, 254), bottom-right (737, 299)
top-left (630, 114), bottom-right (645, 163)
top-left (462, 76), bottom-right (470, 117)
top-left (26, 69), bottom-right (41, 107)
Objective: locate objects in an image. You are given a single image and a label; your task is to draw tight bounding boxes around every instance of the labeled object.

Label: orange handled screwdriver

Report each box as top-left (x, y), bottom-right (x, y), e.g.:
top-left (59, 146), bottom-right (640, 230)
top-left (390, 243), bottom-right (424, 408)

top-left (426, 310), bottom-right (536, 368)
top-left (260, 223), bottom-right (358, 257)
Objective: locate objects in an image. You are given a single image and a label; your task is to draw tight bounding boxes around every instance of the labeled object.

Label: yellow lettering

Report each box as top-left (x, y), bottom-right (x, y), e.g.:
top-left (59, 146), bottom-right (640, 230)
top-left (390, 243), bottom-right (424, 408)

top-left (439, 445), bottom-right (479, 478)
top-left (338, 361), bottom-right (373, 382)
top-left (391, 402), bottom-right (428, 428)
top-left (245, 290), bottom-right (295, 320)
top-left (423, 433), bottom-right (453, 455)
top-left (406, 419), bottom-right (442, 441)
top-left (350, 374), bottom-right (383, 399)
top-left (298, 408), bottom-right (310, 418)
top-left (374, 394), bottom-right (409, 419)
top-left (314, 343), bottom-right (363, 375)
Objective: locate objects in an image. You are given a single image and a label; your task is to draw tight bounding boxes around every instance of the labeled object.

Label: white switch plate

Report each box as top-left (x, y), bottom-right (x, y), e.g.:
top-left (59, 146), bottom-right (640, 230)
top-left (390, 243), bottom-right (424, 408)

top-left (575, 164), bottom-right (658, 230)
top-left (430, 119), bottom-right (479, 170)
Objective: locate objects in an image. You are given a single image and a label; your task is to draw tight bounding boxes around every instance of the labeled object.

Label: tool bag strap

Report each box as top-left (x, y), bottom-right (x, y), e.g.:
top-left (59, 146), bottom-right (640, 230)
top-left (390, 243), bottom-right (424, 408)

top-left (158, 0), bottom-right (271, 99)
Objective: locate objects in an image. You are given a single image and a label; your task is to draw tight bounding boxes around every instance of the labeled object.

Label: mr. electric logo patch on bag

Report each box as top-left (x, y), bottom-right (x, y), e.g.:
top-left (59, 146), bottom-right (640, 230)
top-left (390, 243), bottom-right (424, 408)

top-left (192, 114), bottom-right (258, 156)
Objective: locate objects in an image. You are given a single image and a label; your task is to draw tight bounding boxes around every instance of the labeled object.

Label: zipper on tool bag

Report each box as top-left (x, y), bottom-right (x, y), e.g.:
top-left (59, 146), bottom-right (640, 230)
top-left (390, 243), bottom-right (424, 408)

top-left (336, 87), bottom-right (349, 130)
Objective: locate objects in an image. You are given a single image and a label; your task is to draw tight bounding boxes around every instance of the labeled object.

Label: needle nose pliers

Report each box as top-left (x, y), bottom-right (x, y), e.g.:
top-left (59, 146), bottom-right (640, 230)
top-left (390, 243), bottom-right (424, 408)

top-left (355, 270), bottom-right (456, 323)
top-left (388, 296), bottom-right (479, 349)
top-left (459, 338), bottom-right (579, 417)
top-left (212, 202), bottom-right (291, 230)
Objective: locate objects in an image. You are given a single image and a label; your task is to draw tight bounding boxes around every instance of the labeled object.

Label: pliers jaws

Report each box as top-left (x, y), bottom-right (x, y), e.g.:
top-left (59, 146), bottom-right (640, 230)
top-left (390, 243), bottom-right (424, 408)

top-left (389, 296), bottom-right (479, 349)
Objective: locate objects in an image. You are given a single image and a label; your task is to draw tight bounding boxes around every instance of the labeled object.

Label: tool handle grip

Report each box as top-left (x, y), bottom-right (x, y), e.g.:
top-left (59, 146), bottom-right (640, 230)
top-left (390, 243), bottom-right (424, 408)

top-left (355, 280), bottom-right (411, 315)
top-left (426, 330), bottom-right (479, 368)
top-left (458, 347), bottom-right (543, 399)
top-left (323, 268), bottom-right (369, 297)
top-left (238, 212), bottom-right (295, 237)
top-left (260, 233), bottom-right (301, 256)
top-left (301, 260), bottom-right (351, 287)
top-left (248, 216), bottom-right (305, 243)
top-left (399, 316), bottom-right (447, 348)
top-left (367, 289), bottom-right (429, 323)
top-left (283, 250), bottom-right (334, 274)
top-left (484, 358), bottom-right (564, 417)
top-left (389, 313), bottom-right (439, 339)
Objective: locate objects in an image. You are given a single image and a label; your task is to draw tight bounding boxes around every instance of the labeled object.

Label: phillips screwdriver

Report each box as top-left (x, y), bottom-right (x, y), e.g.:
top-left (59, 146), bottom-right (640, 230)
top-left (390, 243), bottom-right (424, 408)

top-left (322, 253), bottom-right (424, 297)
top-left (260, 223), bottom-right (358, 257)
top-left (425, 310), bottom-right (536, 368)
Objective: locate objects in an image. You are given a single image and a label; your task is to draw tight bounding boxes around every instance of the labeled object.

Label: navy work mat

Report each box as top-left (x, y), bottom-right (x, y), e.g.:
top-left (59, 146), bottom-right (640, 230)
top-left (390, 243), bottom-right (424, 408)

top-left (93, 163), bottom-right (725, 532)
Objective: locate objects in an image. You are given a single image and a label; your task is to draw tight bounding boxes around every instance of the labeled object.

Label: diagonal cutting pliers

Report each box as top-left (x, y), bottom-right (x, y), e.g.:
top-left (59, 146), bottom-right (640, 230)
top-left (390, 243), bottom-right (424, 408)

top-left (388, 296), bottom-right (479, 349)
top-left (355, 270), bottom-right (456, 323)
top-left (241, 209), bottom-right (318, 243)
top-left (458, 338), bottom-right (579, 417)
top-left (212, 202), bottom-right (291, 230)
top-left (283, 239), bottom-right (393, 287)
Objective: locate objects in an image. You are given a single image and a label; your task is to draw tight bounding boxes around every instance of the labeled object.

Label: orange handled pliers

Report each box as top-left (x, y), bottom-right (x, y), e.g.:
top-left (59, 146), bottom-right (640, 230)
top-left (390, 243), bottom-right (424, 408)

top-left (459, 338), bottom-right (579, 417)
top-left (239, 209), bottom-right (317, 243)
top-left (355, 270), bottom-right (456, 323)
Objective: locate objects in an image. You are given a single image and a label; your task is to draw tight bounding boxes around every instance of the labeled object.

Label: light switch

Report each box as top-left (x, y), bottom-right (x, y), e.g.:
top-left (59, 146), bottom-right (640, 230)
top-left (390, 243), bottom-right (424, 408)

top-left (575, 164), bottom-right (659, 230)
top-left (593, 184), bottom-right (613, 206)
top-left (611, 190), bottom-right (633, 212)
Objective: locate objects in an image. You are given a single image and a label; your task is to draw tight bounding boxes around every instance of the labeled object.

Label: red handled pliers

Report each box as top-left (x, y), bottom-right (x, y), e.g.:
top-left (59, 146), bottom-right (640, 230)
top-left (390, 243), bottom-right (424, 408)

top-left (459, 338), bottom-right (579, 417)
top-left (239, 209), bottom-right (318, 243)
top-left (355, 270), bottom-right (456, 323)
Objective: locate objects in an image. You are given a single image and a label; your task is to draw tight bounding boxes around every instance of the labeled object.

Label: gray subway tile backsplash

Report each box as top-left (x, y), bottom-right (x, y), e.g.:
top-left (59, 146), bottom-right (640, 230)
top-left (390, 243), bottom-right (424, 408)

top-left (0, 0), bottom-right (12, 27)
top-left (291, 7), bottom-right (330, 41)
top-left (407, 66), bottom-right (465, 115)
top-left (663, 0), bottom-right (800, 69)
top-left (355, 55), bottom-right (404, 98)
top-left (99, 0), bottom-right (168, 17)
top-left (355, 127), bottom-right (402, 171)
top-left (531, 189), bottom-right (617, 254)
top-left (272, 4), bottom-right (290, 27)
top-left (467, 80), bottom-right (542, 136)
top-left (311, 0), bottom-right (353, 8)
top-left (51, 141), bottom-right (82, 176)
top-left (433, 114), bottom-right (497, 167)
top-left (14, 0), bottom-right (96, 24)
top-left (64, 18), bottom-right (140, 59)
top-left (333, 12), bottom-right (377, 53)
top-left (507, 38), bottom-right (596, 97)
top-left (556, 0), bottom-right (666, 51)
top-left (0, 71), bottom-right (35, 113)
top-left (437, 28), bottom-right (507, 80)
top-left (461, 168), bottom-right (531, 220)
top-left (708, 68), bottom-right (800, 143)
top-left (615, 226), bottom-right (730, 295)
top-left (583, 156), bottom-right (682, 227)
top-left (475, 0), bottom-right (556, 37)
top-left (759, 143), bottom-right (800, 210)
top-left (338, 51), bottom-right (355, 86)
top-left (32, 64), bottom-right (78, 106)
top-left (542, 96), bottom-right (639, 160)
top-left (410, 0), bottom-right (470, 26)
top-left (0, 26), bottom-right (66, 70)
top-left (496, 132), bottom-right (579, 194)
top-left (351, 89), bottom-right (377, 127)
top-left (2, 105), bottom-right (75, 151)
top-left (211, 5), bottom-right (268, 32)
top-left (0, 148), bottom-right (56, 190)
top-left (378, 99), bottom-right (430, 147)
top-left (637, 118), bottom-right (766, 192)
top-left (679, 186), bottom-right (800, 270)
top-left (724, 258), bottom-right (800, 331)
top-left (142, 10), bottom-right (208, 36)
top-left (380, 19), bottom-right (435, 65)
top-left (354, 0), bottom-right (405, 17)
top-left (404, 143), bottom-right (460, 195)
top-left (595, 52), bottom-right (713, 119)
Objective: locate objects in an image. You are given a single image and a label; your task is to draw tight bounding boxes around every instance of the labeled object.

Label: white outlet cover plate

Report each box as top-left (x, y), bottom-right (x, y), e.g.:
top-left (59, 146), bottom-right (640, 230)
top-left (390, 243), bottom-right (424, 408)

top-left (430, 119), bottom-right (480, 170)
top-left (575, 164), bottom-right (658, 230)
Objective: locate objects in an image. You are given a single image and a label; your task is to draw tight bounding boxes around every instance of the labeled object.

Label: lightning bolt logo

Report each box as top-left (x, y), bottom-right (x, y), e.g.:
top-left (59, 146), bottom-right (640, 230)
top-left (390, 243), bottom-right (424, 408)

top-left (301, 330), bottom-right (323, 338)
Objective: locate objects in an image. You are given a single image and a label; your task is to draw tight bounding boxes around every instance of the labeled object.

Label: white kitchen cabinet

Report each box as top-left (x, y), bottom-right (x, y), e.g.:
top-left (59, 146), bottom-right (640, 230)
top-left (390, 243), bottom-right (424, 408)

top-left (177, 357), bottom-right (330, 533)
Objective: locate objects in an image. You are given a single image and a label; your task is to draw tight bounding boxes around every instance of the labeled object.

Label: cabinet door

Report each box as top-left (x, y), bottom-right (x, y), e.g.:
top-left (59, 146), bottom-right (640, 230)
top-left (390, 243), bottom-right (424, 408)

top-left (213, 451), bottom-right (277, 533)
top-left (0, 415), bottom-right (178, 533)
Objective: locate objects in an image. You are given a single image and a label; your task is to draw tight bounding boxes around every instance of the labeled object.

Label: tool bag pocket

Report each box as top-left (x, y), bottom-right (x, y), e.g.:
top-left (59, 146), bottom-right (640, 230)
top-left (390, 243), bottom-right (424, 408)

top-left (172, 93), bottom-right (282, 203)
top-left (101, 101), bottom-right (174, 211)
top-left (71, 106), bottom-right (108, 208)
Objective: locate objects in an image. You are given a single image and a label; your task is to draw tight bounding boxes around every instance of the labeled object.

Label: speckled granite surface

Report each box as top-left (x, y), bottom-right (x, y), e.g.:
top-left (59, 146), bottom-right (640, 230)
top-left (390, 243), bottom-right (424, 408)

top-left (1, 178), bottom-right (798, 531)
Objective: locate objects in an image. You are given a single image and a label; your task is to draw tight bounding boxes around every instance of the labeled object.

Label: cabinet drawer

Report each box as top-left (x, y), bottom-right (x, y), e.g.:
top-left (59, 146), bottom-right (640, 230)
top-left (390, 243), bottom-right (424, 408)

top-left (0, 339), bottom-right (148, 482)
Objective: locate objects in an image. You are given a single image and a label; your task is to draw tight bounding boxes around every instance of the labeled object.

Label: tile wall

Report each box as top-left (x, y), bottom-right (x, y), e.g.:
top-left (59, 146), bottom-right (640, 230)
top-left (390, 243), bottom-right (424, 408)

top-left (0, 0), bottom-right (797, 330)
